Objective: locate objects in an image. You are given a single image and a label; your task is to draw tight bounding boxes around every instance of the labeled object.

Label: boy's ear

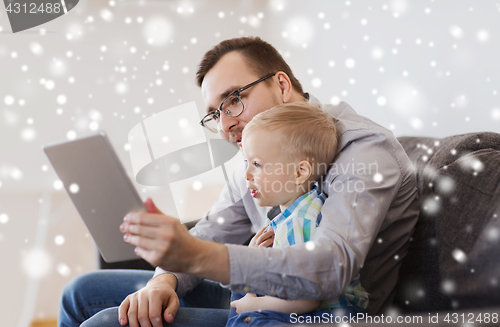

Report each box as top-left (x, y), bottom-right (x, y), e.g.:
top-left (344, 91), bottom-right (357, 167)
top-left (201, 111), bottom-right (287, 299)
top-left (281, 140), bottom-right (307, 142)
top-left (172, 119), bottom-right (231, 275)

top-left (295, 160), bottom-right (312, 185)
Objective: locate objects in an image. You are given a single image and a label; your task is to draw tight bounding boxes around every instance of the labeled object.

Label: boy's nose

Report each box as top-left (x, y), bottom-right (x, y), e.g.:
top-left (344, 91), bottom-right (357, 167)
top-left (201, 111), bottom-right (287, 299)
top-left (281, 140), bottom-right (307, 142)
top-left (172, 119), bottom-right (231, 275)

top-left (243, 168), bottom-right (252, 181)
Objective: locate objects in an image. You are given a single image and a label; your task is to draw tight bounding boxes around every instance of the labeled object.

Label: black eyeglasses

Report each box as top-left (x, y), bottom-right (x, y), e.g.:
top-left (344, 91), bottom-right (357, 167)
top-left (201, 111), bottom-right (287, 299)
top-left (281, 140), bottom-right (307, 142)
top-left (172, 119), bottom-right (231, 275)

top-left (199, 73), bottom-right (276, 133)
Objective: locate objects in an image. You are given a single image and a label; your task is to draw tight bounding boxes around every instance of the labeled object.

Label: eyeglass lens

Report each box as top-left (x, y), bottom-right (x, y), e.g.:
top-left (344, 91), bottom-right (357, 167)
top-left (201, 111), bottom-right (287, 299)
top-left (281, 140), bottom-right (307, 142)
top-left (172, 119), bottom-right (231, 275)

top-left (221, 94), bottom-right (244, 117)
top-left (203, 95), bottom-right (244, 132)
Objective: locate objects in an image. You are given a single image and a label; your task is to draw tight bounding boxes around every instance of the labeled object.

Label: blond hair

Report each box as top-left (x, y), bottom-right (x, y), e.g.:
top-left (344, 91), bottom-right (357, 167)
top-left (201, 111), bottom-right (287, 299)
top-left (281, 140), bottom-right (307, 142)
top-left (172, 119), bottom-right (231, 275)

top-left (243, 102), bottom-right (338, 180)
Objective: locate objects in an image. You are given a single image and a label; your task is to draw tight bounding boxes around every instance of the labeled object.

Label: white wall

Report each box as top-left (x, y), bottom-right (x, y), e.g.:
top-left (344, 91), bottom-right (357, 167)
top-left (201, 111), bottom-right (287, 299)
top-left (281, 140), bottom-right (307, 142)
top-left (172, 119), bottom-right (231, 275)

top-left (1, 0), bottom-right (499, 325)
top-left (0, 191), bottom-right (97, 326)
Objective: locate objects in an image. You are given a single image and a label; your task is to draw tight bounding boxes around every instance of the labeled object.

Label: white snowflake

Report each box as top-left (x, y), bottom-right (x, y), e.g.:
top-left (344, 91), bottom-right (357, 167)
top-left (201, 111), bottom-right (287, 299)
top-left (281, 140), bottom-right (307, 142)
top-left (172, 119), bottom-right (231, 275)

top-left (376, 96), bottom-right (387, 107)
top-left (305, 241), bottom-right (315, 251)
top-left (373, 173), bottom-right (383, 183)
top-left (269, 0), bottom-right (286, 11)
top-left (422, 196), bottom-right (440, 215)
top-left (57, 263), bottom-right (71, 277)
top-left (0, 213), bottom-right (8, 224)
top-left (441, 279), bottom-right (455, 294)
top-left (21, 128), bottom-right (36, 141)
top-left (100, 8), bottom-right (114, 22)
top-left (143, 17), bottom-right (173, 46)
top-left (459, 156), bottom-right (484, 173)
top-left (53, 180), bottom-right (64, 190)
top-left (4, 95), bottom-right (15, 106)
top-left (22, 248), bottom-right (53, 279)
top-left (30, 42), bottom-right (44, 56)
top-left (45, 80), bottom-right (55, 90)
top-left (476, 29), bottom-right (490, 43)
top-left (282, 17), bottom-right (314, 47)
top-left (311, 78), bottom-right (322, 88)
top-left (115, 82), bottom-right (128, 95)
top-left (54, 235), bottom-right (65, 245)
top-left (66, 130), bottom-right (77, 140)
top-left (449, 25), bottom-right (464, 39)
top-left (345, 58), bottom-right (356, 69)
top-left (57, 95), bottom-right (67, 105)
top-left (436, 176), bottom-right (456, 195)
top-left (410, 117), bottom-right (424, 130)
top-left (491, 108), bottom-right (500, 120)
top-left (10, 167), bottom-right (24, 180)
top-left (452, 248), bottom-right (467, 263)
top-left (486, 227), bottom-right (499, 242)
top-left (69, 183), bottom-right (80, 194)
top-left (330, 96), bottom-right (341, 105)
top-left (371, 47), bottom-right (384, 60)
top-left (192, 181), bottom-right (203, 191)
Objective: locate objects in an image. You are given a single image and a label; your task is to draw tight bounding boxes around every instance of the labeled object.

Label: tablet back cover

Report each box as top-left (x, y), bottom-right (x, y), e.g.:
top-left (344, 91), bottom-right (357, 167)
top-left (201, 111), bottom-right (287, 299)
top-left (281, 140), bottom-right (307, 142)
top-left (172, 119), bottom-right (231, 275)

top-left (43, 132), bottom-right (144, 262)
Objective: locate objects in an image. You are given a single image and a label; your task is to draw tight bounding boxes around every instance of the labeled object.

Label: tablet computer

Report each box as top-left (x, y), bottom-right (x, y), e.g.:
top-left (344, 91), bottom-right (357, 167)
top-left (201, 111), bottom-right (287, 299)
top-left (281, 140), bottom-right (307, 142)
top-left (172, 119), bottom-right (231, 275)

top-left (43, 131), bottom-right (145, 263)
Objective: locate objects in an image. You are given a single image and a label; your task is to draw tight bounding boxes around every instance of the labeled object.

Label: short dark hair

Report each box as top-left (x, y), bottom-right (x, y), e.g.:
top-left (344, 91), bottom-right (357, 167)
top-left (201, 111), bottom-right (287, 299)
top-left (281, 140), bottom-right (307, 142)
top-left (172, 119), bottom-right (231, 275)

top-left (196, 37), bottom-right (305, 96)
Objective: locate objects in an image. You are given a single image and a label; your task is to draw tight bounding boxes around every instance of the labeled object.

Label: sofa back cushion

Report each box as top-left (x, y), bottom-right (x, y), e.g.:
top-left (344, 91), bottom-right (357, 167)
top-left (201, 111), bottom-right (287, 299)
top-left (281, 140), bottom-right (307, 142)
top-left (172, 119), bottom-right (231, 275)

top-left (393, 132), bottom-right (500, 313)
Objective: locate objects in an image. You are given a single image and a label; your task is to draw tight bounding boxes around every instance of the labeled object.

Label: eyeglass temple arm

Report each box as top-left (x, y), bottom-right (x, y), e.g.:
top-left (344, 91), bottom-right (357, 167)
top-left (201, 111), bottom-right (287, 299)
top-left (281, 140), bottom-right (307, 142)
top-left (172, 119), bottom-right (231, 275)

top-left (236, 73), bottom-right (276, 94)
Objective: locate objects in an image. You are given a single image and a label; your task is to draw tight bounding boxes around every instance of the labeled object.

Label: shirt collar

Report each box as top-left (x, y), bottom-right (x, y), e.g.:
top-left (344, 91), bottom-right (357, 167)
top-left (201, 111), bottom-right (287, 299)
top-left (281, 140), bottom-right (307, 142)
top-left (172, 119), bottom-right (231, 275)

top-left (270, 186), bottom-right (321, 227)
top-left (305, 92), bottom-right (321, 105)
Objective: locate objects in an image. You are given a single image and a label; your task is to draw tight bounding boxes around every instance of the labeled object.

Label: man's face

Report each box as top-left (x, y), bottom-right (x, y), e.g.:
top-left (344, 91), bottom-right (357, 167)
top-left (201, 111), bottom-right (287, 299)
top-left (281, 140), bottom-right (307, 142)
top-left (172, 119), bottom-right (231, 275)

top-left (201, 51), bottom-right (281, 147)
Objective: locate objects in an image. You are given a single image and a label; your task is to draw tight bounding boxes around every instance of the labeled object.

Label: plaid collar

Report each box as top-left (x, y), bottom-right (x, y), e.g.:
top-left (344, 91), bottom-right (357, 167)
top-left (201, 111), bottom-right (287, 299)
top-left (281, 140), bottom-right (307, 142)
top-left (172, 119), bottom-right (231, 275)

top-left (270, 186), bottom-right (324, 228)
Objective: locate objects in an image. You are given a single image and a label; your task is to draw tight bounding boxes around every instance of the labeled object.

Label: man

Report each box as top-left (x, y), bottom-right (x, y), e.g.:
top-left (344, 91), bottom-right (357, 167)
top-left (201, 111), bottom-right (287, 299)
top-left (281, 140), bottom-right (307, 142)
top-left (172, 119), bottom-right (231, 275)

top-left (59, 37), bottom-right (419, 327)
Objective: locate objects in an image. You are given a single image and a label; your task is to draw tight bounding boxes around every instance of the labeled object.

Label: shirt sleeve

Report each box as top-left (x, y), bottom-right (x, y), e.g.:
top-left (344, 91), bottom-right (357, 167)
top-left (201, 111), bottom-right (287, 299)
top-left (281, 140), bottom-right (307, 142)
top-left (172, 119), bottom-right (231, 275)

top-left (226, 131), bottom-right (404, 301)
top-left (152, 267), bottom-right (201, 298)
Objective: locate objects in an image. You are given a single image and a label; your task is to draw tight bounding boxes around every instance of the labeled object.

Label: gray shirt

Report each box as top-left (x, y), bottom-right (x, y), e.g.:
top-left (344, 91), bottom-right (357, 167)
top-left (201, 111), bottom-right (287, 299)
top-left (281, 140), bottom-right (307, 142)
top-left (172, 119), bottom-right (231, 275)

top-left (154, 100), bottom-right (419, 315)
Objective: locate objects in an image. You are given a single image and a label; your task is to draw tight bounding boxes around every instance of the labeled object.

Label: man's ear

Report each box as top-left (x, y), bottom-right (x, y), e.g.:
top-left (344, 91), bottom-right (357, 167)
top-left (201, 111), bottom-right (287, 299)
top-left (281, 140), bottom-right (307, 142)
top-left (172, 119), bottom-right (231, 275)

top-left (275, 72), bottom-right (294, 103)
top-left (295, 160), bottom-right (312, 185)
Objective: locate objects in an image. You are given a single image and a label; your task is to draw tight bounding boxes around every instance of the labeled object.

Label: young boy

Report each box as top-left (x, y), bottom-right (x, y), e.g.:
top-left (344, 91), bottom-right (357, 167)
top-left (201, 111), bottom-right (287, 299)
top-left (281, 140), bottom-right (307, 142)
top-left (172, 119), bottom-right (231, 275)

top-left (228, 102), bottom-right (369, 324)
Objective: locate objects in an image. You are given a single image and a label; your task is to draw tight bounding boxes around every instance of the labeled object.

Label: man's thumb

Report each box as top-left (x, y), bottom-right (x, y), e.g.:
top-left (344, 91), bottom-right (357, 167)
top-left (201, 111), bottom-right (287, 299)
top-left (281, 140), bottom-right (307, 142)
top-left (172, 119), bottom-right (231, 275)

top-left (164, 312), bottom-right (175, 324)
top-left (163, 297), bottom-right (179, 324)
top-left (145, 198), bottom-right (162, 214)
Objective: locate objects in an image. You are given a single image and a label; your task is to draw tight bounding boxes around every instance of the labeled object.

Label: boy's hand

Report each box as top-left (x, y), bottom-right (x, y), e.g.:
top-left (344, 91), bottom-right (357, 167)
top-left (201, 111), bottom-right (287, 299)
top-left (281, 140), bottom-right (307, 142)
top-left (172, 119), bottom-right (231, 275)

top-left (249, 225), bottom-right (274, 248)
top-left (230, 293), bottom-right (259, 314)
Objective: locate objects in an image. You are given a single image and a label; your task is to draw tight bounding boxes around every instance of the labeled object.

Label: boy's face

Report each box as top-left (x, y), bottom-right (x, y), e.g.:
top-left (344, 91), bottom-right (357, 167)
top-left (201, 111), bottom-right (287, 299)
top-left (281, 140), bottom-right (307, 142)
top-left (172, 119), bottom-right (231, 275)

top-left (201, 51), bottom-right (282, 147)
top-left (242, 130), bottom-right (300, 208)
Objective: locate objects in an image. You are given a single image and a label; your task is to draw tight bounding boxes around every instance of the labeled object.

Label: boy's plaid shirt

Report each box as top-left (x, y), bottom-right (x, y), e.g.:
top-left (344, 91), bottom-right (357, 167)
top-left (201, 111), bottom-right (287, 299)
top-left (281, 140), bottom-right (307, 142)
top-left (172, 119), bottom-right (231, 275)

top-left (268, 187), bottom-right (369, 311)
top-left (269, 187), bottom-right (325, 246)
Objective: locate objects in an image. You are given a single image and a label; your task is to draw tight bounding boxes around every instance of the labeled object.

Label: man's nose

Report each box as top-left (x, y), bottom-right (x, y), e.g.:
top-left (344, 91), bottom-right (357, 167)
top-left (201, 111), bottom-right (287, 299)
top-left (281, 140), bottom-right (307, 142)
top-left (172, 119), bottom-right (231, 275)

top-left (219, 111), bottom-right (238, 133)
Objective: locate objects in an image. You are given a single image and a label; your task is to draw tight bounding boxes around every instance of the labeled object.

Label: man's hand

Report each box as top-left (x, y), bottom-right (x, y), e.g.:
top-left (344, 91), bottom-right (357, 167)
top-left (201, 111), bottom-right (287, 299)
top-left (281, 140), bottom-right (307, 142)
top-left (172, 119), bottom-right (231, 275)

top-left (230, 293), bottom-right (259, 314)
top-left (119, 198), bottom-right (192, 271)
top-left (120, 198), bottom-right (230, 283)
top-left (249, 225), bottom-right (274, 248)
top-left (118, 273), bottom-right (179, 327)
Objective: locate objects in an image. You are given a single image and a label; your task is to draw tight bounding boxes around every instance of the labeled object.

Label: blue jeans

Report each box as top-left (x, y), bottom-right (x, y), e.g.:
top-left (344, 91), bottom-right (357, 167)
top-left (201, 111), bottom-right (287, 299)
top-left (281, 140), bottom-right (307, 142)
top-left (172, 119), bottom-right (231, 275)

top-left (59, 269), bottom-right (361, 327)
top-left (58, 269), bottom-right (231, 327)
top-left (226, 293), bottom-right (365, 326)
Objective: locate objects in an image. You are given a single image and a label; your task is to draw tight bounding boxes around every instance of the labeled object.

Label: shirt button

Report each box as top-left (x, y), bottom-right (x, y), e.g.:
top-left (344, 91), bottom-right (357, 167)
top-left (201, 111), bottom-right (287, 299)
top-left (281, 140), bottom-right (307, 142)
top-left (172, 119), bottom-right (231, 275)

top-left (244, 316), bottom-right (252, 323)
